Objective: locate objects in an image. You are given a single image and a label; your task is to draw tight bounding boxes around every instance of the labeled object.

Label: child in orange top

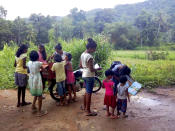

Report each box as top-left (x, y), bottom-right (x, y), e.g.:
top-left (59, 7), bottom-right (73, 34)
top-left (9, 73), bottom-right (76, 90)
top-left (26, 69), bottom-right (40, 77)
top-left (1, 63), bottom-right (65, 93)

top-left (103, 69), bottom-right (118, 119)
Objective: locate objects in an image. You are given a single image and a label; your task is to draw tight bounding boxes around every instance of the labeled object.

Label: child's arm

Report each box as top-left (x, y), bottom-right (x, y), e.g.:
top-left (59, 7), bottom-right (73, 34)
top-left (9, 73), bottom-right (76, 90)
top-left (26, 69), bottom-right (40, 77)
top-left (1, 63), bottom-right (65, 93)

top-left (51, 64), bottom-right (55, 72)
top-left (79, 59), bottom-right (82, 68)
top-left (14, 60), bottom-right (17, 67)
top-left (27, 67), bottom-right (30, 73)
top-left (22, 58), bottom-right (27, 69)
top-left (66, 62), bottom-right (73, 71)
top-left (126, 88), bottom-right (130, 102)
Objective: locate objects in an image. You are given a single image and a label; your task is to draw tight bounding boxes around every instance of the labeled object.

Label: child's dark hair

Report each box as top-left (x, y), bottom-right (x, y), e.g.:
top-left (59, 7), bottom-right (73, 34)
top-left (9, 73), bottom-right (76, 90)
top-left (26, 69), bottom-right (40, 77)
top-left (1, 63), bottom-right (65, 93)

top-left (66, 53), bottom-right (72, 61)
top-left (54, 54), bottom-right (62, 62)
top-left (105, 69), bottom-right (114, 77)
top-left (16, 44), bottom-right (28, 57)
top-left (55, 43), bottom-right (62, 50)
top-left (38, 44), bottom-right (47, 60)
top-left (29, 50), bottom-right (39, 61)
top-left (119, 75), bottom-right (128, 84)
top-left (86, 38), bottom-right (97, 49)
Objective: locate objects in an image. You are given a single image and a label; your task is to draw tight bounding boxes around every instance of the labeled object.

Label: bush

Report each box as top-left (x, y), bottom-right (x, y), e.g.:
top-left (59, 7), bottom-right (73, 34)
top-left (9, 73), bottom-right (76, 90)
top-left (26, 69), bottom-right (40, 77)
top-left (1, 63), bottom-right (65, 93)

top-left (146, 51), bottom-right (169, 60)
top-left (0, 36), bottom-right (112, 89)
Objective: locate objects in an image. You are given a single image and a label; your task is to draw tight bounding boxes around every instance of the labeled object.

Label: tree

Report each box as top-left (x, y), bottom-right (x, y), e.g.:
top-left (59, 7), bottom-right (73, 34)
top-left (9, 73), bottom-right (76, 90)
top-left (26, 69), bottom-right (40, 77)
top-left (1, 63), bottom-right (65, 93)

top-left (29, 14), bottom-right (52, 44)
top-left (0, 19), bottom-right (13, 48)
top-left (12, 17), bottom-right (32, 45)
top-left (104, 23), bottom-right (138, 49)
top-left (0, 6), bottom-right (7, 19)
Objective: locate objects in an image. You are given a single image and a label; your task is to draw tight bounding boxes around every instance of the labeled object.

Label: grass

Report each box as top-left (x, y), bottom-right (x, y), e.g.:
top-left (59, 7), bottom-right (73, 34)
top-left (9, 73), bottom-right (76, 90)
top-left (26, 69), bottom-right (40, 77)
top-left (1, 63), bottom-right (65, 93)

top-left (103, 51), bottom-right (175, 88)
top-left (0, 40), bottom-right (175, 89)
top-left (114, 50), bottom-right (175, 60)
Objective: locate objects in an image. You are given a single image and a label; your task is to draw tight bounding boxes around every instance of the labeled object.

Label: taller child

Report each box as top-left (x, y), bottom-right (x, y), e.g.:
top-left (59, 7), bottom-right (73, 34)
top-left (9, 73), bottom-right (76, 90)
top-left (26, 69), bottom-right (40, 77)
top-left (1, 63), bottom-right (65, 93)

top-left (80, 38), bottom-right (101, 116)
top-left (14, 44), bottom-right (31, 107)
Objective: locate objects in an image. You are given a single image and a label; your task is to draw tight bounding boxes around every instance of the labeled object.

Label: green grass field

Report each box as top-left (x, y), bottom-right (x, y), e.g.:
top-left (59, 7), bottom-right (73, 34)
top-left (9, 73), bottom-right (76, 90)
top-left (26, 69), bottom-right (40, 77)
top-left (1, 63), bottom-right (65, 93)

top-left (103, 51), bottom-right (175, 88)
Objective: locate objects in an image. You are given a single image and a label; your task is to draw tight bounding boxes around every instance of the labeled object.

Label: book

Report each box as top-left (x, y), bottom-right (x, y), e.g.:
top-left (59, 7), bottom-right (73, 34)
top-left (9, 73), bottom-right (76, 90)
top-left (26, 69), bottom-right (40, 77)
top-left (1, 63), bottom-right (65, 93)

top-left (128, 81), bottom-right (142, 96)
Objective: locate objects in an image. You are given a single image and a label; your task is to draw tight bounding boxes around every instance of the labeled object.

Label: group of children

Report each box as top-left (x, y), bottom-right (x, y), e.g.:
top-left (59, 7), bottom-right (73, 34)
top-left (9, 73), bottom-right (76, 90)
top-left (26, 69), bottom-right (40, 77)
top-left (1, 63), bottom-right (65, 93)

top-left (14, 43), bottom-right (76, 116)
top-left (14, 43), bottom-right (131, 118)
top-left (103, 69), bottom-right (131, 119)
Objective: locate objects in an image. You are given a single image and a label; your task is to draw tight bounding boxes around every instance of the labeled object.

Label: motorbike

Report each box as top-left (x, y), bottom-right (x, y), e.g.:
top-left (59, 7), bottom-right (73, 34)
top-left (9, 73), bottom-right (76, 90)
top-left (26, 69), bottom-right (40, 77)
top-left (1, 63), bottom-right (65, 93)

top-left (42, 63), bottom-right (102, 101)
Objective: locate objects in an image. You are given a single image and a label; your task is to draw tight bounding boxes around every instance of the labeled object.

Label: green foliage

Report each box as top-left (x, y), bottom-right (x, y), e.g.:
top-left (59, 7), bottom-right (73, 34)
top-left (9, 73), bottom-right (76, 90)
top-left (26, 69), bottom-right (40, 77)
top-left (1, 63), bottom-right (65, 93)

top-left (146, 51), bottom-right (168, 60)
top-left (105, 50), bottom-right (175, 88)
top-left (0, 36), bottom-right (111, 89)
top-left (0, 44), bottom-right (17, 89)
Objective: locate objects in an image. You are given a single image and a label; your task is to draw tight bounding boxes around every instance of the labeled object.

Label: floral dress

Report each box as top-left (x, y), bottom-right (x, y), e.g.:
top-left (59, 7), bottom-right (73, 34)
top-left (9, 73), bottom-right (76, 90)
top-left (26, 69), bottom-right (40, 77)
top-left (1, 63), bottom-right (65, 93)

top-left (27, 61), bottom-right (43, 96)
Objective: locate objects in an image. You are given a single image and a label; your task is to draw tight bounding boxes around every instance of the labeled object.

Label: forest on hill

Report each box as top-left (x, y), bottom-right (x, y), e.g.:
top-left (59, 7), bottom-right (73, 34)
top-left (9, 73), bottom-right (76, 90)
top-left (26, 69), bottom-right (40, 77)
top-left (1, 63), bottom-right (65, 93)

top-left (0, 0), bottom-right (175, 49)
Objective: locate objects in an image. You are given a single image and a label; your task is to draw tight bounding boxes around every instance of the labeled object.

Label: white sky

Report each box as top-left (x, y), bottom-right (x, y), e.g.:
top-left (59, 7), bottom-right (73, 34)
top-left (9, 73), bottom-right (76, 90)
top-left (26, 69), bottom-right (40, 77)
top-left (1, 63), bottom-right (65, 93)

top-left (1, 0), bottom-right (146, 20)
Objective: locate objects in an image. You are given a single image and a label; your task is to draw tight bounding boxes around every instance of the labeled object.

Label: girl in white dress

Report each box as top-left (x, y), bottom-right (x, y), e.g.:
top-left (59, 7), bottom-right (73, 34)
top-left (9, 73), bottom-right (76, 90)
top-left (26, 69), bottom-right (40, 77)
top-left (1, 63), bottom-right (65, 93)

top-left (28, 50), bottom-right (47, 116)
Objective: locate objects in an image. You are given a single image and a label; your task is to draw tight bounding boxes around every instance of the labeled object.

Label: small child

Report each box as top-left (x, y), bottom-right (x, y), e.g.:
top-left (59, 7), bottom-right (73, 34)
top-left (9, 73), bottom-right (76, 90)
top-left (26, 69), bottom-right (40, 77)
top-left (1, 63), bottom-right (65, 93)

top-left (117, 75), bottom-right (130, 118)
top-left (27, 50), bottom-right (47, 116)
top-left (65, 53), bottom-right (76, 103)
top-left (51, 54), bottom-right (67, 105)
top-left (103, 69), bottom-right (118, 119)
top-left (14, 44), bottom-right (31, 107)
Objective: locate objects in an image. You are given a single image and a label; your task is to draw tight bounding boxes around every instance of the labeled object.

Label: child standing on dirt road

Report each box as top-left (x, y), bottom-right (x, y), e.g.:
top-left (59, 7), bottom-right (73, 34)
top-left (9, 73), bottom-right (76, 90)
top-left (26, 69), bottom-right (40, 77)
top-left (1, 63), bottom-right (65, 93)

top-left (65, 53), bottom-right (76, 103)
top-left (28, 50), bottom-right (48, 117)
top-left (14, 44), bottom-right (31, 107)
top-left (103, 69), bottom-right (118, 119)
top-left (51, 54), bottom-right (68, 106)
top-left (117, 75), bottom-right (130, 118)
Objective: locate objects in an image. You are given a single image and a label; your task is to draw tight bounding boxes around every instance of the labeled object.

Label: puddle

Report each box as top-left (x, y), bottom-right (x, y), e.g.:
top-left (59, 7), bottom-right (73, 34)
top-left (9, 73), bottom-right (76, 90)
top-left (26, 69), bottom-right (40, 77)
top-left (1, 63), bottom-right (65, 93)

top-left (132, 96), bottom-right (161, 106)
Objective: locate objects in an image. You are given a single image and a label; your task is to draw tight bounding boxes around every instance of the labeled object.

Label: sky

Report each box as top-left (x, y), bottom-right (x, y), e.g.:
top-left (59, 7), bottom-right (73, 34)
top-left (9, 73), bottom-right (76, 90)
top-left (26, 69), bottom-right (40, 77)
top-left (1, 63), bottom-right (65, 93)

top-left (1, 0), bottom-right (146, 20)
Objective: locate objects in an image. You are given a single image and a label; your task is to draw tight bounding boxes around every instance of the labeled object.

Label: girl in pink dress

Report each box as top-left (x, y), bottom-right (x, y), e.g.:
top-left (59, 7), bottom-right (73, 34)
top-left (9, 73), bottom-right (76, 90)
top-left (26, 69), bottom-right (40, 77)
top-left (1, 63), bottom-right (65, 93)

top-left (38, 44), bottom-right (48, 98)
top-left (103, 69), bottom-right (118, 119)
top-left (65, 53), bottom-right (76, 102)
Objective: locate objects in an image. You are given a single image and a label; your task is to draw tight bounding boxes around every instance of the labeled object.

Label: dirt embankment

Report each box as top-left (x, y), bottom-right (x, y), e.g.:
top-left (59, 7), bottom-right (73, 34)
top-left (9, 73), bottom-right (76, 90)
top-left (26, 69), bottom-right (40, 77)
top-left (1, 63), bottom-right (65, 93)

top-left (0, 88), bottom-right (175, 131)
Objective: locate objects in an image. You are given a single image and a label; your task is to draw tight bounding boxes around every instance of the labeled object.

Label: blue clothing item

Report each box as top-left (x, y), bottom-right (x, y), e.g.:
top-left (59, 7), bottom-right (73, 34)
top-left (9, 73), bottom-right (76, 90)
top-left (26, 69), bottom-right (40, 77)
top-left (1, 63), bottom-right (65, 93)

top-left (83, 77), bottom-right (95, 94)
top-left (56, 81), bottom-right (66, 96)
top-left (112, 77), bottom-right (119, 95)
top-left (117, 99), bottom-right (127, 113)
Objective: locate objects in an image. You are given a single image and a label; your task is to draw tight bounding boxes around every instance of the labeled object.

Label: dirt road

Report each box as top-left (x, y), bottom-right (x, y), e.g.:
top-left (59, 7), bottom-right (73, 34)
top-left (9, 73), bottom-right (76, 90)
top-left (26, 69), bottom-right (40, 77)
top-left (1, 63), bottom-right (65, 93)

top-left (0, 88), bottom-right (175, 131)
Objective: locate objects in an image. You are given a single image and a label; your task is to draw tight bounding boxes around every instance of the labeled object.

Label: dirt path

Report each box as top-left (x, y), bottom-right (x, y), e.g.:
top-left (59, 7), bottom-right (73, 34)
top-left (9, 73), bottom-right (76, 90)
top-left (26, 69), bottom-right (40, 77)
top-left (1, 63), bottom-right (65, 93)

top-left (0, 88), bottom-right (175, 131)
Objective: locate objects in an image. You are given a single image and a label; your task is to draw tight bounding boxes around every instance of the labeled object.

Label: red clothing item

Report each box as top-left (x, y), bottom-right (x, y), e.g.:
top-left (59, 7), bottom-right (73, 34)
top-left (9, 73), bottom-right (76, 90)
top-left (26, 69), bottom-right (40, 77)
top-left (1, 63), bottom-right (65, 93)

top-left (104, 95), bottom-right (116, 108)
top-left (103, 80), bottom-right (114, 96)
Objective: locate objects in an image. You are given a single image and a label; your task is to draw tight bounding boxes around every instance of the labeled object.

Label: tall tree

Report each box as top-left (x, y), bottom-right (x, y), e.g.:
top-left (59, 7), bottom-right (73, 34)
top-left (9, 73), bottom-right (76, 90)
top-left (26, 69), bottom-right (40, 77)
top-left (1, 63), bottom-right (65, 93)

top-left (0, 6), bottom-right (7, 19)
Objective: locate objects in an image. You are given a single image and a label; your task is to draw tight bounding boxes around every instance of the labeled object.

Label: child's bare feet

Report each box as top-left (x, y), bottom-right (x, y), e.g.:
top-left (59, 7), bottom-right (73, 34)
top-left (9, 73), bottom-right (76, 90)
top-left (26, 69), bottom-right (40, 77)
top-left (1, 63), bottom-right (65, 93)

top-left (106, 112), bottom-right (111, 117)
top-left (36, 110), bottom-right (48, 117)
top-left (110, 115), bottom-right (118, 119)
top-left (72, 98), bottom-right (77, 102)
top-left (32, 106), bottom-right (37, 114)
top-left (21, 102), bottom-right (31, 106)
top-left (17, 103), bottom-right (20, 107)
top-left (123, 115), bottom-right (128, 118)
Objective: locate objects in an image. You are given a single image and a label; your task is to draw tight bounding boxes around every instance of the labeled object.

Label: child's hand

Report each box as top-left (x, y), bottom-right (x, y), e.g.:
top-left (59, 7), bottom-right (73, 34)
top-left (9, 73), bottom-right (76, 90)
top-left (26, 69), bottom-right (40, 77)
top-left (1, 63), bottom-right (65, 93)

top-left (97, 67), bottom-right (102, 70)
top-left (128, 98), bottom-right (130, 103)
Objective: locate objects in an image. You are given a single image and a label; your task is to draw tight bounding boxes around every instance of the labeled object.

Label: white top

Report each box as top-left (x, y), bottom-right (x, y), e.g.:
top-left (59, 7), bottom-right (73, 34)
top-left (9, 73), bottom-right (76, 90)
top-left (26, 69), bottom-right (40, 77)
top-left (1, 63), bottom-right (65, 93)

top-left (117, 82), bottom-right (129, 99)
top-left (53, 51), bottom-right (67, 60)
top-left (27, 61), bottom-right (43, 91)
top-left (81, 52), bottom-right (95, 78)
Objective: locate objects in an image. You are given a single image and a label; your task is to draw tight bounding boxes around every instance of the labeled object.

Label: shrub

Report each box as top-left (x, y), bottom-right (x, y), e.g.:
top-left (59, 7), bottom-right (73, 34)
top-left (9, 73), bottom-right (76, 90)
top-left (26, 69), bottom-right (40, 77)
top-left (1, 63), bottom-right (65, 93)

top-left (146, 51), bottom-right (169, 60)
top-left (0, 36), bottom-right (112, 89)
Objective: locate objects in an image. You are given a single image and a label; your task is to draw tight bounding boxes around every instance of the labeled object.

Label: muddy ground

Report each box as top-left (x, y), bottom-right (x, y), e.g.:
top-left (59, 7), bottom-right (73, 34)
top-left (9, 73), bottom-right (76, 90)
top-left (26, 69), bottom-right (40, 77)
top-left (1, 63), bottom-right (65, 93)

top-left (0, 87), bottom-right (175, 131)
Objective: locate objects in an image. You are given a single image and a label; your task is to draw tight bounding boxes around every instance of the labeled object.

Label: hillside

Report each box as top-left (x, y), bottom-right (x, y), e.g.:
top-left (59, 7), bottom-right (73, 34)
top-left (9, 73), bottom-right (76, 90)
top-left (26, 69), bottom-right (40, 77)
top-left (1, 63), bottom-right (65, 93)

top-left (86, 0), bottom-right (175, 23)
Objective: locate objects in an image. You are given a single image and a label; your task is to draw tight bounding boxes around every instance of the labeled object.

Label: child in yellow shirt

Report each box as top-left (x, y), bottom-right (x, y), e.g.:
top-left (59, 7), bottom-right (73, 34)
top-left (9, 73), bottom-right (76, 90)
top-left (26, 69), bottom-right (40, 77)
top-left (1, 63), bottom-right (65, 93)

top-left (51, 54), bottom-right (67, 105)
